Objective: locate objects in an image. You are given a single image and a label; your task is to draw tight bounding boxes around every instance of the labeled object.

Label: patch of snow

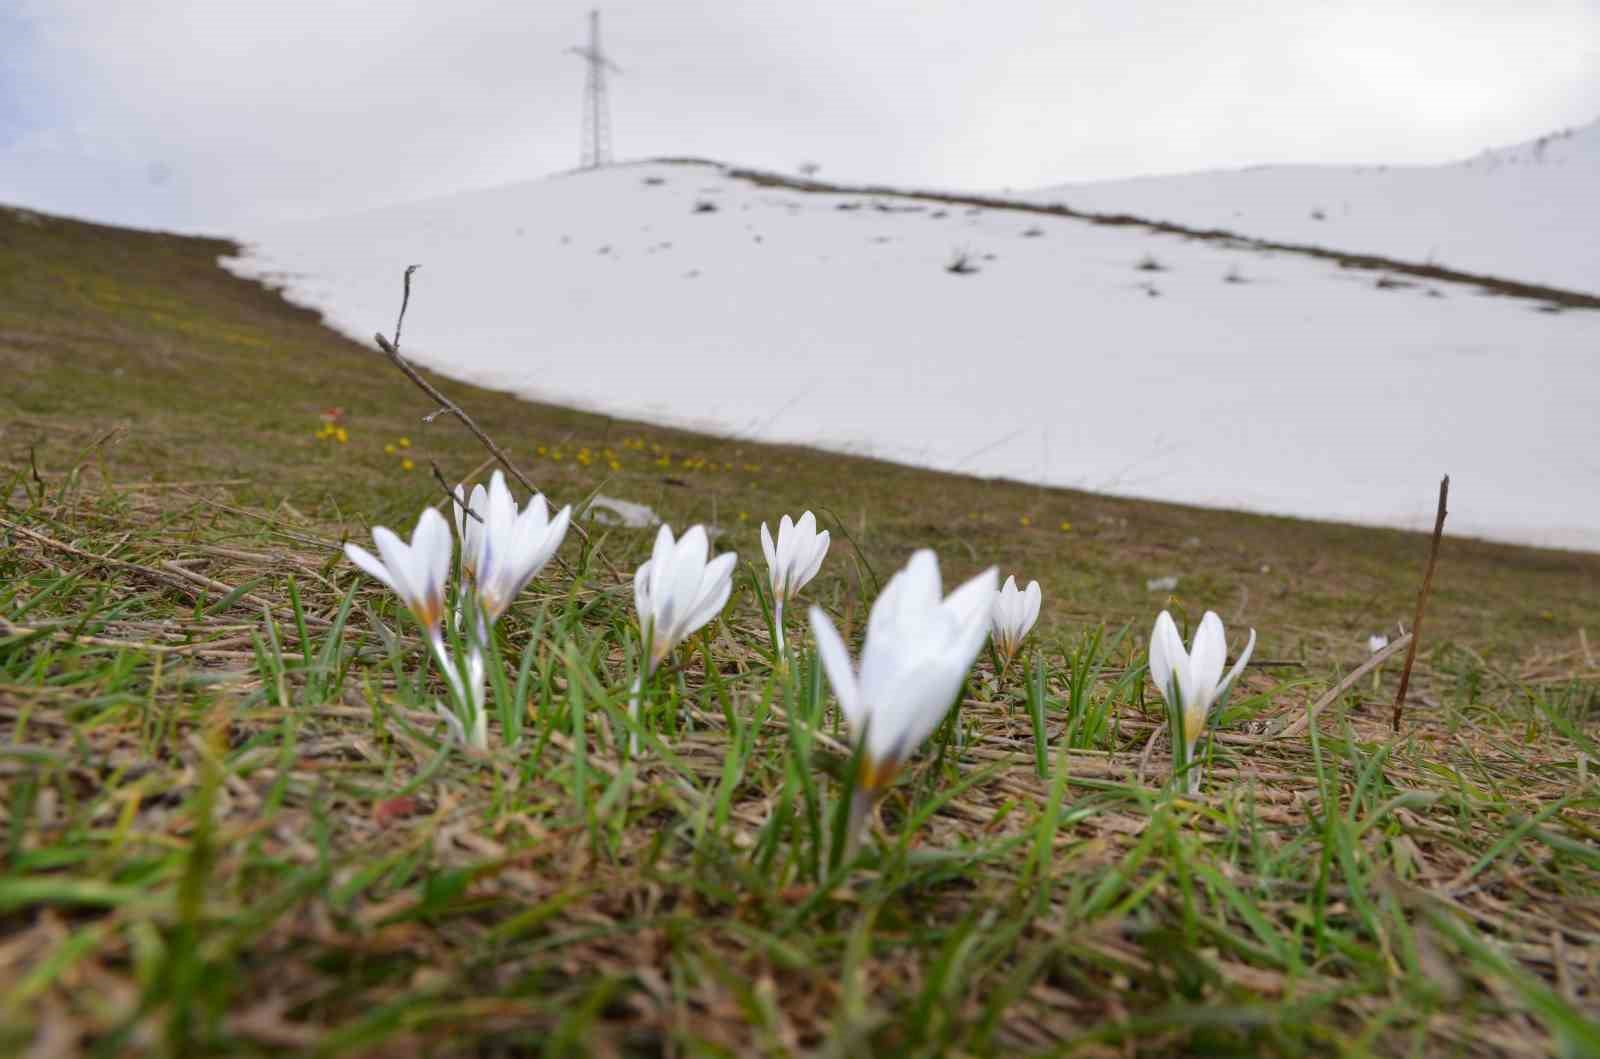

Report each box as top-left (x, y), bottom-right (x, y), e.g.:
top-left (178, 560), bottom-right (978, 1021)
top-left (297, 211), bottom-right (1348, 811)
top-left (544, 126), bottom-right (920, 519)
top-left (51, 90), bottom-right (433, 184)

top-left (1017, 119), bottom-right (1600, 296)
top-left (586, 495), bottom-right (659, 529)
top-left (223, 155), bottom-right (1600, 552)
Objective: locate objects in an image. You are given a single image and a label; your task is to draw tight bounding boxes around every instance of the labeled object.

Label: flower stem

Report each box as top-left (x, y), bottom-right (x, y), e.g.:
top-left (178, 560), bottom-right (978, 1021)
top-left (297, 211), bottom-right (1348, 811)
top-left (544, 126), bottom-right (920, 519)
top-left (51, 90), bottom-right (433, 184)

top-left (1184, 737), bottom-right (1201, 797)
top-left (430, 634), bottom-right (466, 708)
top-left (773, 598), bottom-right (785, 656)
top-left (466, 646), bottom-right (487, 752)
top-left (628, 673), bottom-right (643, 756)
top-left (844, 787), bottom-right (876, 861)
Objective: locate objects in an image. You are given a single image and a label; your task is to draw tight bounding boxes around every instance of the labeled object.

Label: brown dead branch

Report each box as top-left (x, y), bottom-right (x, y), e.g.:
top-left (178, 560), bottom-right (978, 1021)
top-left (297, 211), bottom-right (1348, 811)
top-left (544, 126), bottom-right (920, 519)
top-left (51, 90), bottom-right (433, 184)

top-left (1394, 476), bottom-right (1449, 732)
top-left (370, 265), bottom-right (592, 548)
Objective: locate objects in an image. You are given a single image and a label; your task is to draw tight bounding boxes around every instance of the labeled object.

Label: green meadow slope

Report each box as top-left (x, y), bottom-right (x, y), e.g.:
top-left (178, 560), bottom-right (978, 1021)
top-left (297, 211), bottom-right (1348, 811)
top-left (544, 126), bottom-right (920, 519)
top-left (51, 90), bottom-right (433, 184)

top-left (2, 202), bottom-right (1598, 1056)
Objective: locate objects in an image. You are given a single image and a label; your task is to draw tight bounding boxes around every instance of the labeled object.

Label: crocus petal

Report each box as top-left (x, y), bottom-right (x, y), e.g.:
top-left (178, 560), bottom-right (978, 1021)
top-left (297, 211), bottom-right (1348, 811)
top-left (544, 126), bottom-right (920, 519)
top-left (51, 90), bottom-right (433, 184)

top-left (1150, 610), bottom-right (1187, 708)
top-left (676, 523), bottom-right (710, 568)
top-left (1216, 627), bottom-right (1257, 701)
top-left (486, 470), bottom-right (516, 538)
top-left (1022, 580), bottom-right (1042, 637)
top-left (895, 650), bottom-right (970, 760)
top-left (992, 576), bottom-right (1018, 640)
top-left (646, 524), bottom-right (678, 612)
top-left (417, 508), bottom-right (453, 615)
top-left (681, 551), bottom-right (736, 638)
top-left (889, 585), bottom-right (991, 760)
top-left (796, 529), bottom-right (830, 591)
top-left (809, 606), bottom-right (864, 731)
top-left (534, 503), bottom-right (572, 570)
top-left (633, 559), bottom-right (655, 641)
top-left (371, 526), bottom-right (421, 608)
top-left (662, 528), bottom-right (710, 636)
top-left (452, 483), bottom-right (486, 576)
top-left (760, 521), bottom-right (777, 576)
top-left (897, 550), bottom-right (943, 614)
top-left (344, 542), bottom-right (400, 595)
top-left (452, 484), bottom-right (469, 542)
top-left (944, 566), bottom-right (999, 629)
top-left (506, 505), bottom-right (568, 600)
top-left (1190, 611), bottom-right (1228, 699)
top-left (776, 514), bottom-right (794, 569)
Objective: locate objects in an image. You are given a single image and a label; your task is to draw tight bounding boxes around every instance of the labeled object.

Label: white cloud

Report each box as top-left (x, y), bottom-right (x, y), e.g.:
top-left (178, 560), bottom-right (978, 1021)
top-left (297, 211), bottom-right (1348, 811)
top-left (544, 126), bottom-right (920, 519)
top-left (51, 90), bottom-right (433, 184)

top-left (3, 0), bottom-right (1597, 231)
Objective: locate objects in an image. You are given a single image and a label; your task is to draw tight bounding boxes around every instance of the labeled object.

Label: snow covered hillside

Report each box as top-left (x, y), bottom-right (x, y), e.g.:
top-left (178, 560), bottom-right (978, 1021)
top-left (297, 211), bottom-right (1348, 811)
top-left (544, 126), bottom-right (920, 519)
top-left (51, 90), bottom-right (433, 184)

top-left (224, 160), bottom-right (1600, 551)
top-left (1022, 120), bottom-right (1600, 296)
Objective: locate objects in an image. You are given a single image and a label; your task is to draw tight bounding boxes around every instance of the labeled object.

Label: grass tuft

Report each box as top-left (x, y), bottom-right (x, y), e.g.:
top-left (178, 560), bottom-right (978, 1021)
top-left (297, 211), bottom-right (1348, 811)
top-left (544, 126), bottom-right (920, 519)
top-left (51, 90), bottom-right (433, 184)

top-left (2, 203), bottom-right (1599, 1055)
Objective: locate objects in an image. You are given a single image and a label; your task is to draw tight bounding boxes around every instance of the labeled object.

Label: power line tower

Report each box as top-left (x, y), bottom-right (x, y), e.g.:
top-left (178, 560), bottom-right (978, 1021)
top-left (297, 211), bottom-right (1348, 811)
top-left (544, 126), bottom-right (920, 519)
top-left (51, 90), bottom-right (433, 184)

top-left (567, 10), bottom-right (620, 169)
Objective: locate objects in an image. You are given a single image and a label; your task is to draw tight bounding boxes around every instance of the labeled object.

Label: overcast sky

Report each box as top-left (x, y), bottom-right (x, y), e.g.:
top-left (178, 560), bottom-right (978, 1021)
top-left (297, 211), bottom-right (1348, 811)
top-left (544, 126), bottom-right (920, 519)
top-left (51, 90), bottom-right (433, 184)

top-left (3, 0), bottom-right (1597, 234)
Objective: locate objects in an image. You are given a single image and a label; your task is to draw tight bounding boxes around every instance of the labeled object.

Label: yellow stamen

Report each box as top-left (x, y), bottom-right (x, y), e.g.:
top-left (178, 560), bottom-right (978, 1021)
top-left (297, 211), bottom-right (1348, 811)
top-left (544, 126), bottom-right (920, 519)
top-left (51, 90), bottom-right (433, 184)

top-left (856, 754), bottom-right (902, 794)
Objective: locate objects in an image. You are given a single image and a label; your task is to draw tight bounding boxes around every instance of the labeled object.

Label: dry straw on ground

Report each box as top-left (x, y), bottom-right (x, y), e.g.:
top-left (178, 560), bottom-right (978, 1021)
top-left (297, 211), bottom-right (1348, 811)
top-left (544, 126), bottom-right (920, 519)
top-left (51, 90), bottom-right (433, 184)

top-left (3, 202), bottom-right (1599, 1057)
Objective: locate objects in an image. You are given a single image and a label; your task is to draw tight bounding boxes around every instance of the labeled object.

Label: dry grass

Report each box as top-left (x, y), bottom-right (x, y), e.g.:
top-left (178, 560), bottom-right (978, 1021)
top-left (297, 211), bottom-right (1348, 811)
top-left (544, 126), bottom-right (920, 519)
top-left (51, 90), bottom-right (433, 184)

top-left (2, 203), bottom-right (1599, 1056)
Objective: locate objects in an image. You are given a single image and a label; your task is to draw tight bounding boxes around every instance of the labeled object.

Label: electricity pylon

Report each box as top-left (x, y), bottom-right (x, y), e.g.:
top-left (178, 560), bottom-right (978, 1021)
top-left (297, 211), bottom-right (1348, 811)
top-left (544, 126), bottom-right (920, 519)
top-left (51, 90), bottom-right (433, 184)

top-left (567, 10), bottom-right (620, 169)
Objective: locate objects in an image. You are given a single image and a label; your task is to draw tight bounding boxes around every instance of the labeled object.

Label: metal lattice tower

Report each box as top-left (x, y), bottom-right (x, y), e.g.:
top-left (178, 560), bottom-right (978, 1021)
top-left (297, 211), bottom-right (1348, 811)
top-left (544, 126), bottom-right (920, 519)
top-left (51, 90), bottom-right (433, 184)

top-left (568, 10), bottom-right (619, 169)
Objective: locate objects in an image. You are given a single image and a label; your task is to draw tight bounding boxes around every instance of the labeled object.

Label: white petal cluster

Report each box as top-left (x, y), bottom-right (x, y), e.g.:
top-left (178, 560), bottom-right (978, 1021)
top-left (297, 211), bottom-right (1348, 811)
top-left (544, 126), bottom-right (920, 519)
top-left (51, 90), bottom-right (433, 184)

top-left (990, 575), bottom-right (1042, 665)
top-left (457, 471), bottom-right (572, 625)
top-left (760, 511), bottom-right (830, 603)
top-left (344, 507), bottom-right (453, 637)
top-left (1148, 610), bottom-right (1255, 794)
top-left (346, 473), bottom-right (572, 755)
top-left (344, 507), bottom-right (465, 732)
top-left (633, 524), bottom-right (737, 672)
top-left (810, 550), bottom-right (997, 792)
top-left (339, 463), bottom-right (1279, 843)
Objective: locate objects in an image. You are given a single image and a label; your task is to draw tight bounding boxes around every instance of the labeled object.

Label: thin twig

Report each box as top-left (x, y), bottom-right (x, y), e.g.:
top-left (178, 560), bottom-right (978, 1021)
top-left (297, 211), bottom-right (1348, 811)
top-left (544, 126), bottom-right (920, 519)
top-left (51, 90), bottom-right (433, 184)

top-left (429, 460), bottom-right (481, 524)
top-left (28, 446), bottom-right (45, 499)
top-left (0, 516), bottom-right (328, 627)
top-left (1394, 476), bottom-right (1449, 732)
top-left (371, 268), bottom-right (590, 546)
top-left (393, 264), bottom-right (419, 351)
top-left (1266, 633), bottom-right (1412, 740)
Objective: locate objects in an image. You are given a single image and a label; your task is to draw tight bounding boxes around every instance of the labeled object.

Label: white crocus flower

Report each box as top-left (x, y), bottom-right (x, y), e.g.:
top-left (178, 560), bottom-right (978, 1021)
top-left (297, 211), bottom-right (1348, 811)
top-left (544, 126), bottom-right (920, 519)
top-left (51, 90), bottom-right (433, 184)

top-left (809, 550), bottom-right (997, 853)
top-left (759, 511), bottom-right (830, 653)
top-left (343, 506), bottom-right (465, 708)
top-left (442, 470), bottom-right (571, 751)
top-left (990, 575), bottom-right (1042, 672)
top-left (1148, 610), bottom-right (1255, 796)
top-left (468, 470), bottom-right (572, 627)
top-left (629, 524), bottom-right (737, 750)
